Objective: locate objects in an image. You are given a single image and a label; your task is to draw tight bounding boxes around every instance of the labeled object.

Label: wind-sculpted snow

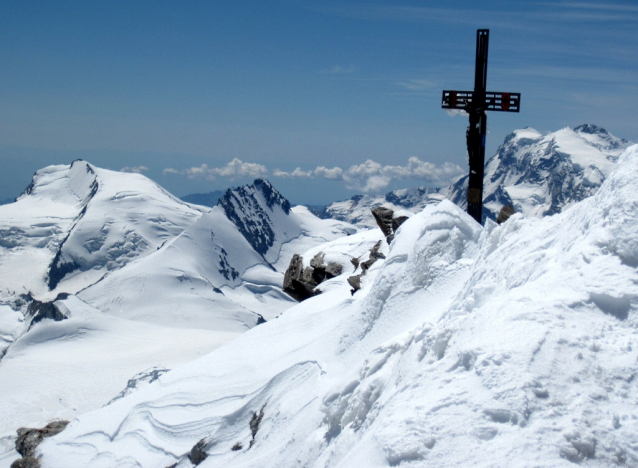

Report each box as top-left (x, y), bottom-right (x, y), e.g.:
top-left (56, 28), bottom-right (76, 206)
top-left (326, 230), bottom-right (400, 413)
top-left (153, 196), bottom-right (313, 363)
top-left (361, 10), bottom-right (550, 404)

top-left (39, 147), bottom-right (638, 466)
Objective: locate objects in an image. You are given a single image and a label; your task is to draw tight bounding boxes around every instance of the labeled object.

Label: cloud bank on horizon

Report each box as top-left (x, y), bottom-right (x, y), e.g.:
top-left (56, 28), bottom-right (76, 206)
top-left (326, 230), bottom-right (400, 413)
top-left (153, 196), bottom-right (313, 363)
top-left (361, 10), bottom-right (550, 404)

top-left (163, 157), bottom-right (464, 193)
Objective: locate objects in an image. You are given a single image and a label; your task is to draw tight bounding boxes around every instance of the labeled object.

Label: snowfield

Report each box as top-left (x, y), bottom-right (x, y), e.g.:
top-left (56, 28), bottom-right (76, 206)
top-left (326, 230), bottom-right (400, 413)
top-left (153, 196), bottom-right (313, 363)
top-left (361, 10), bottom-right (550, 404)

top-left (35, 145), bottom-right (638, 467)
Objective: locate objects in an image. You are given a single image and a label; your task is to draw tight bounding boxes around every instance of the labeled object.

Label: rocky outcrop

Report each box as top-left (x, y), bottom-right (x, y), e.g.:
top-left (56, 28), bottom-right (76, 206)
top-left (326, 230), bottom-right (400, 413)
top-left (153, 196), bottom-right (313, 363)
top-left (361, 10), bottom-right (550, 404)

top-left (25, 294), bottom-right (69, 330)
top-left (371, 207), bottom-right (409, 244)
top-left (11, 420), bottom-right (70, 468)
top-left (283, 252), bottom-right (343, 302)
top-left (188, 439), bottom-right (208, 465)
top-left (348, 240), bottom-right (385, 295)
top-left (217, 179), bottom-right (293, 259)
top-left (496, 205), bottom-right (516, 224)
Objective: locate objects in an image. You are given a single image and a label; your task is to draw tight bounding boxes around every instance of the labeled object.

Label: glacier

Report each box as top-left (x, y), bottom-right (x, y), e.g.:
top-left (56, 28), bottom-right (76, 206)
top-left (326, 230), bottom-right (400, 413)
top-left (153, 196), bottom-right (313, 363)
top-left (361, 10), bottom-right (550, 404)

top-left (30, 144), bottom-right (638, 467)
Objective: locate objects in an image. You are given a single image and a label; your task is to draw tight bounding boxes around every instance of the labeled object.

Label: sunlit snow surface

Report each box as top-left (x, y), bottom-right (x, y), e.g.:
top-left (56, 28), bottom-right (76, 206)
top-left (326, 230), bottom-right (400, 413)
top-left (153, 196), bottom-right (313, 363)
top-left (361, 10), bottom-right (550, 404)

top-left (37, 147), bottom-right (638, 467)
top-left (0, 162), bottom-right (356, 464)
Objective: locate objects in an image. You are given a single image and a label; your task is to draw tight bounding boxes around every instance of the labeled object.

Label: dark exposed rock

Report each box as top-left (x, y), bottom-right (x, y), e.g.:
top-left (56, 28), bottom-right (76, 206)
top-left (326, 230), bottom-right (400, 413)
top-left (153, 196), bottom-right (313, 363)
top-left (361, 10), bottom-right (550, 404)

top-left (283, 254), bottom-right (319, 301)
top-left (325, 262), bottom-right (343, 278)
top-left (290, 279), bottom-right (319, 302)
top-left (106, 367), bottom-right (170, 405)
top-left (26, 298), bottom-right (67, 330)
top-left (283, 252), bottom-right (343, 302)
top-left (351, 257), bottom-right (360, 269)
top-left (231, 442), bottom-right (243, 451)
top-left (10, 456), bottom-right (40, 468)
top-left (347, 274), bottom-right (362, 294)
top-left (309, 252), bottom-right (325, 269)
top-left (496, 205), bottom-right (516, 224)
top-left (217, 179), bottom-right (291, 259)
top-left (392, 216), bottom-right (409, 232)
top-left (188, 439), bottom-right (208, 465)
top-left (249, 404), bottom-right (266, 448)
top-left (369, 240), bottom-right (385, 260)
top-left (372, 207), bottom-right (410, 244)
top-left (12, 420), bottom-right (69, 467)
top-left (302, 267), bottom-right (318, 287)
top-left (349, 240), bottom-right (386, 294)
top-left (371, 206), bottom-right (395, 243)
top-left (283, 254), bottom-right (303, 289)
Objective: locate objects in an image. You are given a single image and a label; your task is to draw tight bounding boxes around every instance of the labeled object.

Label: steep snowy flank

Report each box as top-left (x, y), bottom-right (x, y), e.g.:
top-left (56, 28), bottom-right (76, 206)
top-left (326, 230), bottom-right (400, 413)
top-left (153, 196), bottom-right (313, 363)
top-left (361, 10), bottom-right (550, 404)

top-left (218, 179), bottom-right (301, 263)
top-left (75, 179), bottom-right (355, 330)
top-left (38, 146), bottom-right (638, 467)
top-left (446, 124), bottom-right (631, 221)
top-left (323, 187), bottom-right (445, 227)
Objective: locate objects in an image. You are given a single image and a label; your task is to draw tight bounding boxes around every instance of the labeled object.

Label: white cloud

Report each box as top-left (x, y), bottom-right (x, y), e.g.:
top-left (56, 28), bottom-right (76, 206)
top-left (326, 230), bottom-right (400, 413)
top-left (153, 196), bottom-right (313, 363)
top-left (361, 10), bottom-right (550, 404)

top-left (273, 166), bottom-right (344, 180)
top-left (120, 165), bottom-right (149, 174)
top-left (313, 166), bottom-right (344, 180)
top-left (273, 157), bottom-right (464, 193)
top-left (213, 158), bottom-right (269, 179)
top-left (273, 167), bottom-right (313, 178)
top-left (163, 159), bottom-right (268, 181)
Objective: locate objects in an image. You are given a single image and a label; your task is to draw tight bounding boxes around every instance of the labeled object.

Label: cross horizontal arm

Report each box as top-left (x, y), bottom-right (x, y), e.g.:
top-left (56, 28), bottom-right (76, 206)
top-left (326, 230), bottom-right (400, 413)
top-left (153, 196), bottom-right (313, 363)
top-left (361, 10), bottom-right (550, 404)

top-left (441, 90), bottom-right (521, 112)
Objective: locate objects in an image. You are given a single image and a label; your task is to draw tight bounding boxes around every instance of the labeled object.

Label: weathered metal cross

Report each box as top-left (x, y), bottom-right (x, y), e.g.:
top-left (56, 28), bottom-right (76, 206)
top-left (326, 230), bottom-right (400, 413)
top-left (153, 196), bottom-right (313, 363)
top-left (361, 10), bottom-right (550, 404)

top-left (441, 29), bottom-right (520, 224)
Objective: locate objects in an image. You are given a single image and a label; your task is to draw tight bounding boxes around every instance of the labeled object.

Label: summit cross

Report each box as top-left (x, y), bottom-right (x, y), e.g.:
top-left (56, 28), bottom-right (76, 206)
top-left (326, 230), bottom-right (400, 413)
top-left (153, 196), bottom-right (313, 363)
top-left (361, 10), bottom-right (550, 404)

top-left (441, 29), bottom-right (520, 224)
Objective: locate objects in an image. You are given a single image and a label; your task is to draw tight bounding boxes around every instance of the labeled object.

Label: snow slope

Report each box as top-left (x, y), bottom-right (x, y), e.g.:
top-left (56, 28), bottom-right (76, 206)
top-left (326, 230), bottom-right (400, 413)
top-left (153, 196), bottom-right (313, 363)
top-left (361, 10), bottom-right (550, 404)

top-left (37, 146), bottom-right (638, 467)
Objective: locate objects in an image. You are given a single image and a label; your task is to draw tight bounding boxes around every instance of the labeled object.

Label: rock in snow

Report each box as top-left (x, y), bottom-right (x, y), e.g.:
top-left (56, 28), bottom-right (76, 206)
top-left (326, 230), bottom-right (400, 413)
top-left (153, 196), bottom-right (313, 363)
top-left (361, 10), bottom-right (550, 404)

top-left (30, 143), bottom-right (638, 466)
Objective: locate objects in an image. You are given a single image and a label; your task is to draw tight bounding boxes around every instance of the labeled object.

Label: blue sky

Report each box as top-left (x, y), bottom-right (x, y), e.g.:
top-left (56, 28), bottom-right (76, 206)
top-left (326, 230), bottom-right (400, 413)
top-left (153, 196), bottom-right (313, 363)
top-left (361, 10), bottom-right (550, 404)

top-left (1, 0), bottom-right (637, 205)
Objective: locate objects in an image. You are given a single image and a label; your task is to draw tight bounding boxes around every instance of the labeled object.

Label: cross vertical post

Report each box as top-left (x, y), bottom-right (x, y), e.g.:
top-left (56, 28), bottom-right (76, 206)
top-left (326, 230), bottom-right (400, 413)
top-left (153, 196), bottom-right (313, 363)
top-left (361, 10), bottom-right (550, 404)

top-left (441, 29), bottom-right (521, 224)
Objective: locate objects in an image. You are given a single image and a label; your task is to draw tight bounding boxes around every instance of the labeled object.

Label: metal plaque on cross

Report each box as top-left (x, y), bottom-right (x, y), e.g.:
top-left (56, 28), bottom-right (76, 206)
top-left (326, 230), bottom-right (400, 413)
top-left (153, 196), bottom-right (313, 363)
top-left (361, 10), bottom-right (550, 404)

top-left (441, 29), bottom-right (520, 224)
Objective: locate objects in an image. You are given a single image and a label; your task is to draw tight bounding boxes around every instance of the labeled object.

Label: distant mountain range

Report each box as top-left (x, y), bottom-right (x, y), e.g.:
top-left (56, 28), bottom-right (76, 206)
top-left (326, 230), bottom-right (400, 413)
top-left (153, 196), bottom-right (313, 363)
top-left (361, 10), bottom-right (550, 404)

top-left (316, 124), bottom-right (631, 227)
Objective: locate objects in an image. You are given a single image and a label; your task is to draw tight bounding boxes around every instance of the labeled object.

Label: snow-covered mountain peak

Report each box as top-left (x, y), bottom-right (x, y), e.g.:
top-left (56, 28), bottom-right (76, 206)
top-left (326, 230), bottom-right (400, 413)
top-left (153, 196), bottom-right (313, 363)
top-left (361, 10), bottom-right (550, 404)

top-left (218, 179), bottom-right (300, 262)
top-left (446, 124), bottom-right (632, 221)
top-left (66, 160), bottom-right (99, 205)
top-left (1, 162), bottom-right (205, 299)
